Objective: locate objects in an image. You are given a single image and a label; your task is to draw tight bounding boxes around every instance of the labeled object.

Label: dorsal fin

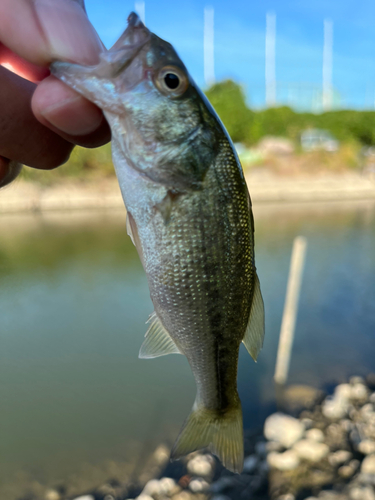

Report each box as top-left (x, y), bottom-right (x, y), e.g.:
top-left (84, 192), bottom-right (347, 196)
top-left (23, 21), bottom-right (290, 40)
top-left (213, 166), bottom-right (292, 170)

top-left (139, 312), bottom-right (182, 359)
top-left (242, 272), bottom-right (265, 361)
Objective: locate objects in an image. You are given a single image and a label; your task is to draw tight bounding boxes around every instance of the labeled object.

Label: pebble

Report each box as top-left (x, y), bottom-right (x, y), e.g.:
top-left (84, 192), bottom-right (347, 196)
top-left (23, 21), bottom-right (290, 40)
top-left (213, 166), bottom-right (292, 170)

top-left (370, 393), bottom-right (375, 404)
top-left (159, 477), bottom-right (179, 496)
top-left (277, 495), bottom-right (295, 500)
top-left (322, 396), bottom-right (348, 420)
top-left (255, 440), bottom-right (268, 456)
top-left (349, 486), bottom-right (375, 500)
top-left (243, 454), bottom-right (258, 473)
top-left (189, 477), bottom-right (209, 493)
top-left (266, 440), bottom-right (284, 452)
top-left (142, 479), bottom-right (162, 497)
top-left (351, 383), bottom-right (369, 401)
top-left (267, 450), bottom-right (300, 471)
top-left (306, 428), bottom-right (325, 442)
top-left (73, 497), bottom-right (95, 500)
top-left (338, 464), bottom-right (355, 478)
top-left (358, 440), bottom-right (375, 455)
top-left (361, 454), bottom-right (375, 474)
top-left (293, 439), bottom-right (329, 462)
top-left (209, 477), bottom-right (236, 494)
top-left (301, 418), bottom-right (313, 429)
top-left (350, 376), bottom-right (366, 385)
top-left (45, 491), bottom-right (61, 500)
top-left (171, 492), bottom-right (192, 500)
top-left (153, 444), bottom-right (170, 465)
top-left (187, 454), bottom-right (213, 477)
top-left (136, 496), bottom-right (154, 500)
top-left (264, 413), bottom-right (305, 448)
top-left (328, 450), bottom-right (352, 466)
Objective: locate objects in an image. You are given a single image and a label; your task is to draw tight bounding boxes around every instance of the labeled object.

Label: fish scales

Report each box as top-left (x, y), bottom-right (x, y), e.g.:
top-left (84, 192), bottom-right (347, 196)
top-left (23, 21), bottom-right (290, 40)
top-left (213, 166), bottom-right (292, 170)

top-left (51, 11), bottom-right (264, 473)
top-left (145, 141), bottom-right (253, 410)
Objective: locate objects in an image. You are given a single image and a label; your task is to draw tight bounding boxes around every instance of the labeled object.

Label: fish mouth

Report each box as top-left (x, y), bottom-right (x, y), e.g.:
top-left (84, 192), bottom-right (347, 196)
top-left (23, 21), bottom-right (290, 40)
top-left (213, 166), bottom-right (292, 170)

top-left (105, 12), bottom-right (150, 75)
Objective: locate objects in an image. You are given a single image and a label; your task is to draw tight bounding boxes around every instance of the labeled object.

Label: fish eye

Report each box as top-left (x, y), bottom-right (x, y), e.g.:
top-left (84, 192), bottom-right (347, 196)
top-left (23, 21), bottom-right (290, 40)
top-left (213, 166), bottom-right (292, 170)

top-left (156, 66), bottom-right (189, 96)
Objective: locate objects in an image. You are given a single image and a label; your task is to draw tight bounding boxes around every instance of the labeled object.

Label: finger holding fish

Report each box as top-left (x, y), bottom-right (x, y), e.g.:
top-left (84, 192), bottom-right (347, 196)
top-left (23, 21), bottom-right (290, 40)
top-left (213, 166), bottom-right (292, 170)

top-left (0, 0), bottom-right (109, 187)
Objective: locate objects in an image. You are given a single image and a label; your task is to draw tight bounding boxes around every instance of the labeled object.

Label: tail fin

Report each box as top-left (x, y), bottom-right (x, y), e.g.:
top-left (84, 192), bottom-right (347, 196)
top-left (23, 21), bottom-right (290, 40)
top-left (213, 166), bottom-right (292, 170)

top-left (170, 399), bottom-right (243, 473)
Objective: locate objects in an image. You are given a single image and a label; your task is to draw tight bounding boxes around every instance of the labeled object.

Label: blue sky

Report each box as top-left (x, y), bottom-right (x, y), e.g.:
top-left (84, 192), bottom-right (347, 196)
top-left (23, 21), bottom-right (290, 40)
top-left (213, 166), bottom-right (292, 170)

top-left (85, 0), bottom-right (375, 111)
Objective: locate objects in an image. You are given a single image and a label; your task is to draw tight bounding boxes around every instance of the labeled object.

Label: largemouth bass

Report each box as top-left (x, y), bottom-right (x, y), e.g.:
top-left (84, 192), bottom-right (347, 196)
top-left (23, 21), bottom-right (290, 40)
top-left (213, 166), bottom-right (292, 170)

top-left (51, 12), bottom-right (265, 473)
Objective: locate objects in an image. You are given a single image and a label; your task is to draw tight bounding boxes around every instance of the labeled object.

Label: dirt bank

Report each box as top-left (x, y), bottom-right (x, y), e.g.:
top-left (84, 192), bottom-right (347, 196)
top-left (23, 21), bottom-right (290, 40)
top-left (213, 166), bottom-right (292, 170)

top-left (0, 173), bottom-right (374, 214)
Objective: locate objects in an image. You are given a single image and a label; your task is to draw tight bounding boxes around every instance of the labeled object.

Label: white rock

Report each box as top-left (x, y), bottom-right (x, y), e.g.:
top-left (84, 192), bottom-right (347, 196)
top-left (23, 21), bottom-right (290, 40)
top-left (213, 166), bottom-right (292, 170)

top-left (335, 383), bottom-right (352, 399)
top-left (159, 477), bottom-right (177, 495)
top-left (153, 444), bottom-right (170, 464)
top-left (142, 479), bottom-right (162, 497)
top-left (370, 393), bottom-right (375, 404)
top-left (350, 376), bottom-right (365, 385)
top-left (359, 440), bottom-right (375, 455)
top-left (264, 413), bottom-right (304, 448)
top-left (349, 486), bottom-right (375, 500)
top-left (338, 464), bottom-right (355, 478)
top-left (189, 478), bottom-right (209, 493)
top-left (277, 495), bottom-right (295, 500)
top-left (322, 396), bottom-right (348, 420)
top-left (351, 383), bottom-right (369, 401)
top-left (136, 496), bottom-right (153, 500)
top-left (361, 403), bottom-right (374, 416)
top-left (305, 428), bottom-right (325, 442)
top-left (292, 439), bottom-right (329, 462)
top-left (328, 450), bottom-right (352, 466)
top-left (171, 492), bottom-right (192, 500)
top-left (362, 454), bottom-right (375, 474)
top-left (267, 450), bottom-right (300, 471)
top-left (243, 454), bottom-right (258, 473)
top-left (73, 497), bottom-right (95, 500)
top-left (187, 454), bottom-right (213, 477)
top-left (45, 491), bottom-right (60, 500)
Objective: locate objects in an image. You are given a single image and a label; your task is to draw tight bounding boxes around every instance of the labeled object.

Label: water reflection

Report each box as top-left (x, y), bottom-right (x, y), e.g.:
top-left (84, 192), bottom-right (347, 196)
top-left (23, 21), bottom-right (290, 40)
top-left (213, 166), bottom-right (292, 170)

top-left (0, 202), bottom-right (374, 497)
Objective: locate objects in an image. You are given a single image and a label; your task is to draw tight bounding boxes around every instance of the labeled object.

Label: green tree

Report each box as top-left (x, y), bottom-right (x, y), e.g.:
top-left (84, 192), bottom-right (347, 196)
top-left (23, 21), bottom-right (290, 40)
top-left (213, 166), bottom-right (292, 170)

top-left (205, 80), bottom-right (253, 143)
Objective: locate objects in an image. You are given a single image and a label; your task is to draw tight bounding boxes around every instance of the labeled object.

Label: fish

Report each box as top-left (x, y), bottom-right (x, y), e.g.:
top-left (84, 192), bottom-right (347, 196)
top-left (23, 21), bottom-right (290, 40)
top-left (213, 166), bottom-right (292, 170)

top-left (51, 12), bottom-right (265, 473)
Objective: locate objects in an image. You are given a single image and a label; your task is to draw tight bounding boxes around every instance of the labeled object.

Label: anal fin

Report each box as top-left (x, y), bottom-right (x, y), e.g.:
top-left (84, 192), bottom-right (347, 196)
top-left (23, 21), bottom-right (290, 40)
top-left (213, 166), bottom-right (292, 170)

top-left (242, 272), bottom-right (265, 361)
top-left (139, 312), bottom-right (182, 359)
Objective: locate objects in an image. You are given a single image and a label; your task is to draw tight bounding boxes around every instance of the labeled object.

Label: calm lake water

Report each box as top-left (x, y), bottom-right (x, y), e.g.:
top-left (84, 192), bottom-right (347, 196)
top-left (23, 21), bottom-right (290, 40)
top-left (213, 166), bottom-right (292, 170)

top-left (1, 201), bottom-right (375, 497)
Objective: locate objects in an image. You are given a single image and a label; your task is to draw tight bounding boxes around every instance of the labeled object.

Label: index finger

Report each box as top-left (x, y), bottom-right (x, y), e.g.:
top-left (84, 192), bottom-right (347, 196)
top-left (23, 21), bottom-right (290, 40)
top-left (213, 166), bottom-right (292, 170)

top-left (0, 0), bottom-right (102, 66)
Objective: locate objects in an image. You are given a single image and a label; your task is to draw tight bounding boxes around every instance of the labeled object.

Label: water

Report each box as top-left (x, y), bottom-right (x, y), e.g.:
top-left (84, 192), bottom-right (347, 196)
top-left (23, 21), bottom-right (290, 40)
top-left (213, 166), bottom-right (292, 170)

top-left (1, 201), bottom-right (374, 497)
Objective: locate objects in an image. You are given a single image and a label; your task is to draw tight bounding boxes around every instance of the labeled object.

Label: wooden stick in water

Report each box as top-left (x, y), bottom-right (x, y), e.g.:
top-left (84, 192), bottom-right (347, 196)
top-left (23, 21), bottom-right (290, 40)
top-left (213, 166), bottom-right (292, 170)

top-left (274, 236), bottom-right (307, 385)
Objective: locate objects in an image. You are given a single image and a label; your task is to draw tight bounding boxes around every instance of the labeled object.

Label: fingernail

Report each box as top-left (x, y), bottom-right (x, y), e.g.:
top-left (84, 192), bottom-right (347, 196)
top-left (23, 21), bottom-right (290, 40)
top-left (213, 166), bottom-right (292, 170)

top-left (33, 0), bottom-right (102, 65)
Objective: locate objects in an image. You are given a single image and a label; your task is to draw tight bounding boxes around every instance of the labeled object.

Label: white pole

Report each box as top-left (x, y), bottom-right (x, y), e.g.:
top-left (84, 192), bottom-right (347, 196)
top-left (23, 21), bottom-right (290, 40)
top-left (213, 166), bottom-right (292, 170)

top-left (274, 236), bottom-right (307, 385)
top-left (265, 12), bottom-right (276, 107)
top-left (135, 1), bottom-right (145, 24)
top-left (204, 6), bottom-right (215, 87)
top-left (322, 19), bottom-right (333, 111)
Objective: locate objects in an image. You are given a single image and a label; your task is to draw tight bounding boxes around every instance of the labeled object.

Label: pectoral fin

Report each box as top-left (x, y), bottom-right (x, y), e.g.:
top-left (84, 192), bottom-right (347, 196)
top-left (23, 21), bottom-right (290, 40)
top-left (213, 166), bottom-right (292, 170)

top-left (242, 273), bottom-right (265, 361)
top-left (126, 211), bottom-right (145, 268)
top-left (139, 312), bottom-right (182, 359)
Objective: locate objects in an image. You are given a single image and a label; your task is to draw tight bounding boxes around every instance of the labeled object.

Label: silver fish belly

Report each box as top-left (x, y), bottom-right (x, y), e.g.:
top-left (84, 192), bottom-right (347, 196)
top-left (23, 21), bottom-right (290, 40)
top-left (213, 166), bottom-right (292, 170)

top-left (51, 12), bottom-right (265, 473)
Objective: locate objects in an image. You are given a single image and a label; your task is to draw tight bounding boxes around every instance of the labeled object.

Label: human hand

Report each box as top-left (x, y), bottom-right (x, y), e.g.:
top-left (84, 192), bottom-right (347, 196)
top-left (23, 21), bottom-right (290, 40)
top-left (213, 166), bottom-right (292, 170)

top-left (0, 0), bottom-right (110, 187)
